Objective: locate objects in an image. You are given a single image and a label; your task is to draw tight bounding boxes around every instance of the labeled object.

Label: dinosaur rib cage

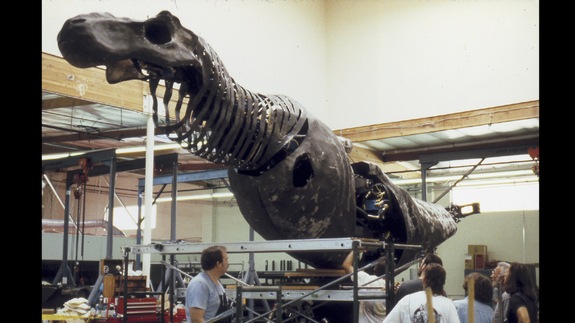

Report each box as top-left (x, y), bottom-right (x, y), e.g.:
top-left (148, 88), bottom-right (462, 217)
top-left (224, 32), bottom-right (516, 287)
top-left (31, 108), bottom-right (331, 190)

top-left (148, 45), bottom-right (308, 172)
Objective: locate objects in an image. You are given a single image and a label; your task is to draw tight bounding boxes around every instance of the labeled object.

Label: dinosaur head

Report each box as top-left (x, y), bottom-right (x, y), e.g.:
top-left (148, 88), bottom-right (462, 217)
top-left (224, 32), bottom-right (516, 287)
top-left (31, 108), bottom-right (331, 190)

top-left (58, 11), bottom-right (203, 84)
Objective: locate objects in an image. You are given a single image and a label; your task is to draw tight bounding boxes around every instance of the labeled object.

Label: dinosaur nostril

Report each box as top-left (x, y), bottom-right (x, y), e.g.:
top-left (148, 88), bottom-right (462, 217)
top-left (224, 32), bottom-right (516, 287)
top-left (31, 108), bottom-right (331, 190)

top-left (144, 20), bottom-right (172, 45)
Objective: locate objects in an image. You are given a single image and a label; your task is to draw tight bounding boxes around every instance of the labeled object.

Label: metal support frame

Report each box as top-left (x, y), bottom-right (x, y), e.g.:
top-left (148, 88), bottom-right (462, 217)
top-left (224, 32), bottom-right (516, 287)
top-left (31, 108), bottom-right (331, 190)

top-left (134, 167), bottom-right (228, 270)
top-left (126, 238), bottom-right (422, 323)
top-left (42, 150), bottom-right (179, 309)
top-left (45, 149), bottom-right (117, 287)
top-left (132, 166), bottom-right (229, 318)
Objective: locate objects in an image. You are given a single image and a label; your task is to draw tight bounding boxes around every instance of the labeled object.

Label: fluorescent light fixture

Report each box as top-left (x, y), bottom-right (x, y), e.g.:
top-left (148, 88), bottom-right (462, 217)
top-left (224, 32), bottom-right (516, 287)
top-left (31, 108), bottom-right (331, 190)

top-left (455, 177), bottom-right (539, 187)
top-left (42, 151), bottom-right (87, 161)
top-left (42, 143), bottom-right (182, 160)
top-left (390, 169), bottom-right (536, 186)
top-left (115, 143), bottom-right (181, 154)
top-left (155, 192), bottom-right (234, 203)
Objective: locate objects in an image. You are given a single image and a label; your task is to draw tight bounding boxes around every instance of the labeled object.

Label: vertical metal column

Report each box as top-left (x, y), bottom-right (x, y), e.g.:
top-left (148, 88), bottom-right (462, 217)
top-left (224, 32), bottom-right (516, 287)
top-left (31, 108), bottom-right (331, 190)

top-left (122, 248), bottom-right (130, 323)
top-left (275, 286), bottom-right (282, 323)
top-left (420, 162), bottom-right (436, 202)
top-left (106, 155), bottom-right (117, 258)
top-left (135, 187), bottom-right (144, 271)
top-left (385, 241), bottom-right (396, 312)
top-left (236, 285), bottom-right (243, 323)
top-left (168, 158), bottom-right (178, 323)
top-left (52, 178), bottom-right (75, 286)
top-left (351, 240), bottom-right (360, 323)
top-left (170, 159), bottom-right (178, 240)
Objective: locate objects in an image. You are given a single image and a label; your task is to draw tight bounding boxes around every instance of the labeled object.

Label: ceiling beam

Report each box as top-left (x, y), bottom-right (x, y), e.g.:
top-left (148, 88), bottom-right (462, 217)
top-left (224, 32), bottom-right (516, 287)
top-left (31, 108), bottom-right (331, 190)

top-left (333, 100), bottom-right (539, 142)
top-left (42, 52), bottom-right (147, 111)
top-left (381, 134), bottom-right (538, 162)
top-left (42, 96), bottom-right (95, 110)
top-left (42, 127), bottom-right (148, 143)
top-left (347, 145), bottom-right (384, 164)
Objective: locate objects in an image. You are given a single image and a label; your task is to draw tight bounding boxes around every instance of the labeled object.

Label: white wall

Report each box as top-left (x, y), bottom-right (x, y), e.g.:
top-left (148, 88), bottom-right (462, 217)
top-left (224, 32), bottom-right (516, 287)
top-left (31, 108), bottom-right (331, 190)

top-left (439, 210), bottom-right (539, 297)
top-left (42, 0), bottom-right (538, 129)
top-left (325, 0), bottom-right (538, 128)
top-left (42, 232), bottom-right (137, 260)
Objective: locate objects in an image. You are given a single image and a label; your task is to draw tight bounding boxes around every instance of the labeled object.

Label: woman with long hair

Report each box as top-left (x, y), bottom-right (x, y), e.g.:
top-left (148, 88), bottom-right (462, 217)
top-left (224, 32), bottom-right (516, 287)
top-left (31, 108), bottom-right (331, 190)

top-left (503, 262), bottom-right (538, 323)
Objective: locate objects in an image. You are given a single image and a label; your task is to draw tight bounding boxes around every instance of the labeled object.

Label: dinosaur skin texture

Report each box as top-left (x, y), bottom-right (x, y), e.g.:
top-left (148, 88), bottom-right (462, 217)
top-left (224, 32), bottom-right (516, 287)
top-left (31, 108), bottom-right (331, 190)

top-left (57, 11), bottom-right (458, 270)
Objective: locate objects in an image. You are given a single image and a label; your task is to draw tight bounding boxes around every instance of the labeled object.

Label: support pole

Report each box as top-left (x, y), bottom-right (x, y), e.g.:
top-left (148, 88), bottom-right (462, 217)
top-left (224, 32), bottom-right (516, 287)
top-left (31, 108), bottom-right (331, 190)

top-left (52, 174), bottom-right (76, 286)
top-left (351, 240), bottom-right (360, 323)
top-left (168, 158), bottom-right (178, 322)
top-left (142, 96), bottom-right (155, 283)
top-left (385, 241), bottom-right (396, 311)
top-left (420, 161), bottom-right (437, 202)
top-left (105, 156), bottom-right (116, 258)
top-left (135, 187), bottom-right (144, 270)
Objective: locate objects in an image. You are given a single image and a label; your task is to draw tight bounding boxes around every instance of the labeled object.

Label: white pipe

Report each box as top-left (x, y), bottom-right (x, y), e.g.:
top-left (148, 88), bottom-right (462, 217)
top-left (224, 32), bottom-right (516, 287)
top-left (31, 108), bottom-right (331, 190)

top-left (143, 95), bottom-right (154, 281)
top-left (43, 174), bottom-right (65, 209)
top-left (522, 211), bottom-right (526, 262)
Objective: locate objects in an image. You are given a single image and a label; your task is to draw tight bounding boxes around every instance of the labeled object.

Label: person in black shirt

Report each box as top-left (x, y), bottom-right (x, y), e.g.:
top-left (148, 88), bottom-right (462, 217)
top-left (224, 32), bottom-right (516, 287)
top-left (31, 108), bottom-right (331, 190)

top-left (503, 262), bottom-right (538, 323)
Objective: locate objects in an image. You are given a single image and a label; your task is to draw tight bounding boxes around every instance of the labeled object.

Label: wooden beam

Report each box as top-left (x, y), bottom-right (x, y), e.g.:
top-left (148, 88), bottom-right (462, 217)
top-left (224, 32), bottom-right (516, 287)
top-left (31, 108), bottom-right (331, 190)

top-left (347, 145), bottom-right (384, 164)
top-left (333, 100), bottom-right (539, 142)
top-left (42, 96), bottom-right (95, 110)
top-left (42, 52), bottom-right (189, 117)
top-left (42, 52), bottom-right (146, 111)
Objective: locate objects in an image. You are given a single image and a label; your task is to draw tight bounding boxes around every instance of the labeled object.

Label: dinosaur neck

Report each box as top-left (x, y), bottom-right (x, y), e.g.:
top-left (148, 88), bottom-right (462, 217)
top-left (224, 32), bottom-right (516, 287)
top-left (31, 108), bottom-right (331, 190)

top-left (154, 42), bottom-right (308, 171)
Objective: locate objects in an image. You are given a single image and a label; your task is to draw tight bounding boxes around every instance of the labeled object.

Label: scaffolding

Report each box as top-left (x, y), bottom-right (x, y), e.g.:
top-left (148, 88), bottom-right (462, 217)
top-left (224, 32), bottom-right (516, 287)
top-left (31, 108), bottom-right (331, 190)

top-left (123, 237), bottom-right (422, 323)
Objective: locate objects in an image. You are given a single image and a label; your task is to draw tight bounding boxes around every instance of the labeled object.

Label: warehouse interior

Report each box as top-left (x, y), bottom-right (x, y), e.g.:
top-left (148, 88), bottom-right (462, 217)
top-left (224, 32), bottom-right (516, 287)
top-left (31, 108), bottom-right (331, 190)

top-left (41, 1), bottom-right (539, 322)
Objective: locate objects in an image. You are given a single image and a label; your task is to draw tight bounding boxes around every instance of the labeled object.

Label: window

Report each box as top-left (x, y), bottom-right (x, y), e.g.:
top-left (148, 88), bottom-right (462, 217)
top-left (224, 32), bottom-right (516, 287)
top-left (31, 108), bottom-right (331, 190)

top-left (452, 182), bottom-right (538, 212)
top-left (110, 205), bottom-right (157, 231)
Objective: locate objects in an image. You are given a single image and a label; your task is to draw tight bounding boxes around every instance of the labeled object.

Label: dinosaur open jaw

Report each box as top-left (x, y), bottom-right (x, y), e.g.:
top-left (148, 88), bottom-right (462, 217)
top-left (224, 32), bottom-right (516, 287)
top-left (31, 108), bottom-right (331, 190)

top-left (105, 59), bottom-right (179, 84)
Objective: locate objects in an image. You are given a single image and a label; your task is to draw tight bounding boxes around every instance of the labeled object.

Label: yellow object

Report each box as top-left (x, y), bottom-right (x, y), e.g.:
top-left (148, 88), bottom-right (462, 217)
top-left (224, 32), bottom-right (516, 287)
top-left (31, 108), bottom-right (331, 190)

top-left (425, 287), bottom-right (435, 323)
top-left (468, 278), bottom-right (475, 323)
top-left (41, 314), bottom-right (92, 322)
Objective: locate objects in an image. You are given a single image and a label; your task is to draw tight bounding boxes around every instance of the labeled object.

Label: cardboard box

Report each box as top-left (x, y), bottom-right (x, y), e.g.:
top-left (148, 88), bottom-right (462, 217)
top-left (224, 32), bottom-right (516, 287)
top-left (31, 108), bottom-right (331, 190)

top-left (468, 245), bottom-right (487, 255)
top-left (464, 253), bottom-right (474, 269)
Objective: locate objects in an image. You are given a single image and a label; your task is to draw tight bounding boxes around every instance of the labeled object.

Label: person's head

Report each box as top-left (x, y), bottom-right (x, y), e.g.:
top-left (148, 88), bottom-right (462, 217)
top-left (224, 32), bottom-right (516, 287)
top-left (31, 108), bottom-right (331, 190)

top-left (201, 245), bottom-right (229, 274)
top-left (503, 262), bottom-right (538, 302)
top-left (372, 257), bottom-right (387, 277)
top-left (490, 261), bottom-right (510, 287)
top-left (462, 272), bottom-right (493, 305)
top-left (418, 252), bottom-right (443, 276)
top-left (421, 263), bottom-right (446, 296)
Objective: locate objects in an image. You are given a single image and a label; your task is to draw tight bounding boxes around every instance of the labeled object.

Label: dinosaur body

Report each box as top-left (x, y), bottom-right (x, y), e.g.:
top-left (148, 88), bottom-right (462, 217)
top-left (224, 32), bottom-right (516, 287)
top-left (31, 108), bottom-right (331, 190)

top-left (57, 11), bottom-right (458, 270)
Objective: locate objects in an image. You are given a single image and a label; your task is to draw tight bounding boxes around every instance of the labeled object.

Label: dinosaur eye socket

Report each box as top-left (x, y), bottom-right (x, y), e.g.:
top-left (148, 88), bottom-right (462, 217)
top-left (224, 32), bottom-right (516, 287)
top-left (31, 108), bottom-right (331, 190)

top-left (144, 20), bottom-right (172, 45)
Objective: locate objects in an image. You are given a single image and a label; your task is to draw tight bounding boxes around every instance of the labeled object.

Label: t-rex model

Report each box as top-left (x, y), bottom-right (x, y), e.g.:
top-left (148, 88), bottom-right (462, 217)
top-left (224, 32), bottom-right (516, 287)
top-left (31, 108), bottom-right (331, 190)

top-left (57, 11), bottom-right (466, 270)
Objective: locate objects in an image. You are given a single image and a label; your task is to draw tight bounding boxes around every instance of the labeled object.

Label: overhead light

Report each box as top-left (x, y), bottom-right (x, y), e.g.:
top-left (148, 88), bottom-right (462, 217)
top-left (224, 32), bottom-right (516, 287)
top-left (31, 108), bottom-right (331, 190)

top-left (42, 143), bottom-right (182, 161)
top-left (116, 143), bottom-right (181, 154)
top-left (390, 169), bottom-right (537, 186)
top-left (42, 151), bottom-right (87, 161)
top-left (155, 192), bottom-right (234, 203)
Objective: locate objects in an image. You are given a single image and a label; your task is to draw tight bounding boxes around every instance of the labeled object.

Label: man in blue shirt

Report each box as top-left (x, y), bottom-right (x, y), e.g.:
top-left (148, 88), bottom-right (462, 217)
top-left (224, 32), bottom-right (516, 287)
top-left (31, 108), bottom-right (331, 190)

top-left (185, 245), bottom-right (230, 323)
top-left (453, 272), bottom-right (494, 323)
